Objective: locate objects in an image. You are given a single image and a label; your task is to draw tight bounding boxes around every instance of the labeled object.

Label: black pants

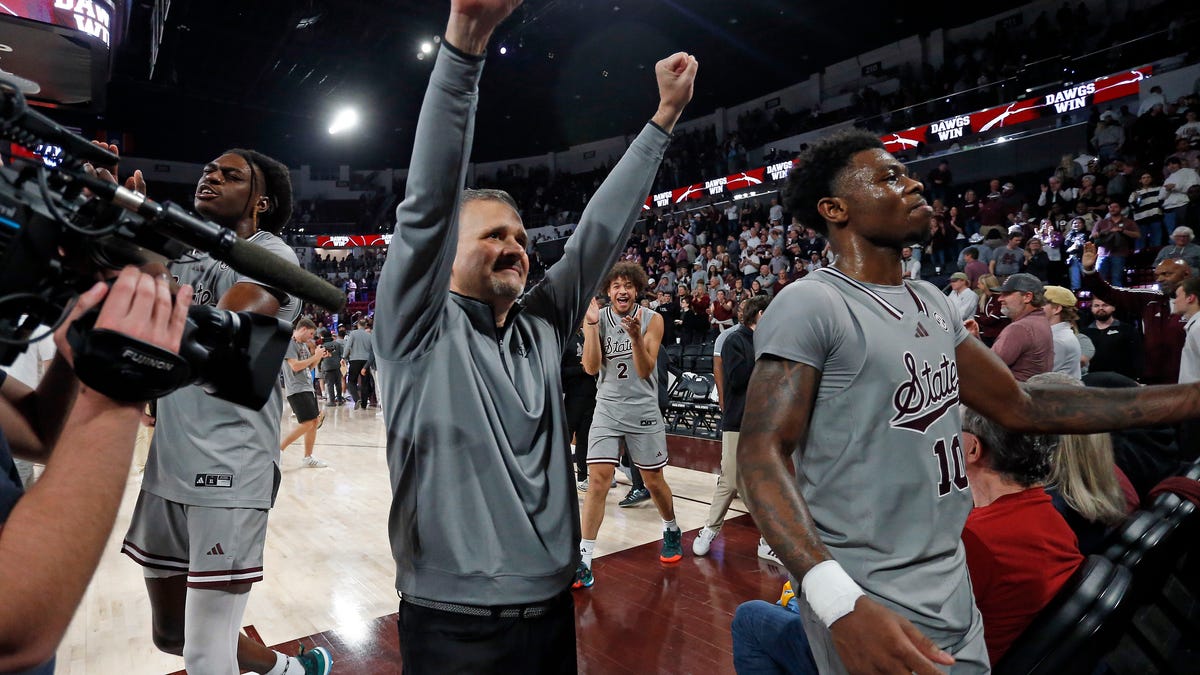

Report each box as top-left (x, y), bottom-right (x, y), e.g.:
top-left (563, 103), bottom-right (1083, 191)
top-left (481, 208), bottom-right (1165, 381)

top-left (564, 395), bottom-right (595, 481)
top-left (397, 590), bottom-right (576, 674)
top-left (322, 369), bottom-right (342, 402)
top-left (348, 360), bottom-right (374, 406)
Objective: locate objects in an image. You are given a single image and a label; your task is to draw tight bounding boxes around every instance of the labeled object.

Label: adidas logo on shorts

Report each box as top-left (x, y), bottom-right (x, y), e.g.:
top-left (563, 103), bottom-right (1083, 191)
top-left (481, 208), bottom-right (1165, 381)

top-left (206, 543), bottom-right (226, 556)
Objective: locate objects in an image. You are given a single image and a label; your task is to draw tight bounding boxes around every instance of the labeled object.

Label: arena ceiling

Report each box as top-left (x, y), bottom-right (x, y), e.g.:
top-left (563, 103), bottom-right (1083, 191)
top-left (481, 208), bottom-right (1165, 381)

top-left (105, 0), bottom-right (1016, 167)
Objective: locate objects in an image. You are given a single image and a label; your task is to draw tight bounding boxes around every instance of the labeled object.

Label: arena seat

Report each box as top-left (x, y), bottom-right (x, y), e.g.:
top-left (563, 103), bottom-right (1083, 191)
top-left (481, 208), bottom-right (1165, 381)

top-left (665, 372), bottom-right (720, 438)
top-left (993, 555), bottom-right (1134, 675)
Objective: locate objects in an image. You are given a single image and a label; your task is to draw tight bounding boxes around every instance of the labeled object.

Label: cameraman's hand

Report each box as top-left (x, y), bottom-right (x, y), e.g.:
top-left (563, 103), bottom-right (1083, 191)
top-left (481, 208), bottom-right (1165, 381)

top-left (830, 597), bottom-right (954, 675)
top-left (55, 267), bottom-right (192, 382)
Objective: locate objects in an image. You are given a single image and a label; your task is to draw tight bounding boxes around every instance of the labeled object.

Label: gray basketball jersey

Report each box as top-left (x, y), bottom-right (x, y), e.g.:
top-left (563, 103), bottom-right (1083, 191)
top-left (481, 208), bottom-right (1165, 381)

top-left (143, 231), bottom-right (301, 509)
top-left (594, 305), bottom-right (660, 433)
top-left (282, 340), bottom-right (315, 396)
top-left (754, 266), bottom-right (978, 645)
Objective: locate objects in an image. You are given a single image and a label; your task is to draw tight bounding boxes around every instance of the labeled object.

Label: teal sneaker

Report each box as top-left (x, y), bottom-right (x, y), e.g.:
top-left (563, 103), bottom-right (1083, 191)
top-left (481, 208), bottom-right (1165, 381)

top-left (296, 645), bottom-right (332, 675)
top-left (660, 528), bottom-right (683, 563)
top-left (572, 562), bottom-right (594, 589)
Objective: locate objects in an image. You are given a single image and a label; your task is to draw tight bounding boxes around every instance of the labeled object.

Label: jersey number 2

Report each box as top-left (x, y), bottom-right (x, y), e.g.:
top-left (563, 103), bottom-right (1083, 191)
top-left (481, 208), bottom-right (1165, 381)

top-left (616, 362), bottom-right (629, 379)
top-left (932, 436), bottom-right (969, 497)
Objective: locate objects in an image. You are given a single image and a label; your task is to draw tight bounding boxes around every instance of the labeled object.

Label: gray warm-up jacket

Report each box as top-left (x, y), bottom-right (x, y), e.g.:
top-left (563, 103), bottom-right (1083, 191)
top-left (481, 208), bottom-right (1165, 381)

top-left (373, 44), bottom-right (671, 605)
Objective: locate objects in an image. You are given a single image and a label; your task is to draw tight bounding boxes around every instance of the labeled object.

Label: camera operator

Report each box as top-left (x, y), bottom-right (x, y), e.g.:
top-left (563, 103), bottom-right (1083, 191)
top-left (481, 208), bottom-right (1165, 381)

top-left (115, 149), bottom-right (331, 675)
top-left (0, 267), bottom-right (191, 673)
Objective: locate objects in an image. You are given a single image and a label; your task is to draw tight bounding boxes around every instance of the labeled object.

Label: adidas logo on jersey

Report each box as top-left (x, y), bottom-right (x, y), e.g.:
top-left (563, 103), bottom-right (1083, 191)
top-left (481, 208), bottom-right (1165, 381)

top-left (206, 543), bottom-right (226, 556)
top-left (914, 323), bottom-right (930, 338)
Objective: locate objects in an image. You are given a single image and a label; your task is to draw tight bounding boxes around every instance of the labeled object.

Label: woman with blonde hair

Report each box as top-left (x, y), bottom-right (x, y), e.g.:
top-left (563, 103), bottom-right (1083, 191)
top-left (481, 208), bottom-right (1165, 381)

top-left (975, 273), bottom-right (1009, 346)
top-left (1029, 372), bottom-right (1136, 554)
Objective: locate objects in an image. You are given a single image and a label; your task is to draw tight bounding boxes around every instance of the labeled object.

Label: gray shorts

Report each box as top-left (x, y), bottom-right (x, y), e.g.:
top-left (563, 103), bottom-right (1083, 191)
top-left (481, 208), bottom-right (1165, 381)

top-left (121, 490), bottom-right (269, 589)
top-left (587, 425), bottom-right (669, 470)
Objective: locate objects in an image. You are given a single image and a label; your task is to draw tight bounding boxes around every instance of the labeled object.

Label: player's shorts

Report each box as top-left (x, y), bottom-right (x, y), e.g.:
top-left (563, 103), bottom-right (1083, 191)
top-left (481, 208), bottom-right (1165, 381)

top-left (287, 391), bottom-right (320, 423)
top-left (587, 424), bottom-right (669, 470)
top-left (121, 490), bottom-right (269, 589)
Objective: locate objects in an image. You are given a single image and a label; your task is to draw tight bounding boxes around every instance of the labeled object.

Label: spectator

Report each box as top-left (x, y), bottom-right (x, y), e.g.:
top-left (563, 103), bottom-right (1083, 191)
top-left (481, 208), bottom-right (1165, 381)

top-left (991, 234), bottom-right (1025, 279)
top-left (1022, 238), bottom-right (1050, 281)
top-left (1172, 276), bottom-right (1200, 384)
top-left (1043, 286), bottom-right (1083, 379)
top-left (1081, 243), bottom-right (1189, 384)
top-left (962, 246), bottom-right (990, 288)
top-left (1128, 170), bottom-right (1167, 247)
top-left (1082, 297), bottom-right (1141, 381)
top-left (899, 246), bottom-right (921, 280)
top-left (1036, 373), bottom-right (1136, 555)
top-left (1090, 201), bottom-right (1140, 287)
top-left (1152, 226), bottom-right (1200, 274)
top-left (947, 272), bottom-right (977, 322)
top-left (975, 273), bottom-right (1010, 347)
top-left (1064, 217), bottom-right (1091, 290)
top-left (927, 161), bottom-right (952, 203)
top-left (1163, 156), bottom-right (1200, 233)
top-left (960, 404), bottom-right (1082, 666)
top-left (1092, 113), bottom-right (1125, 164)
top-left (990, 273), bottom-right (1053, 381)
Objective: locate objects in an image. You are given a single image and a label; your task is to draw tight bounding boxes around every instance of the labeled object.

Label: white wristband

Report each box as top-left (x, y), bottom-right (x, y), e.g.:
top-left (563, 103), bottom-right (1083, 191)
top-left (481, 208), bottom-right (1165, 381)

top-left (802, 560), bottom-right (866, 627)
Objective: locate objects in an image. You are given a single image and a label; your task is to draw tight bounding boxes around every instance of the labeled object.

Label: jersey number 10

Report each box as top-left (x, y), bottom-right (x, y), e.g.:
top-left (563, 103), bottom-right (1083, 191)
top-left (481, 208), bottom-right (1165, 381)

top-left (932, 436), bottom-right (969, 497)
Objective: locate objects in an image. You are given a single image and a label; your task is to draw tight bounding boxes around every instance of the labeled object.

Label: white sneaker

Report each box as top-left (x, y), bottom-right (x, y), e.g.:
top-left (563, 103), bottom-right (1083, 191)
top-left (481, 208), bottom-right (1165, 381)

top-left (303, 456), bottom-right (328, 468)
top-left (577, 479), bottom-right (589, 493)
top-left (693, 526), bottom-right (719, 556)
top-left (757, 536), bottom-right (781, 564)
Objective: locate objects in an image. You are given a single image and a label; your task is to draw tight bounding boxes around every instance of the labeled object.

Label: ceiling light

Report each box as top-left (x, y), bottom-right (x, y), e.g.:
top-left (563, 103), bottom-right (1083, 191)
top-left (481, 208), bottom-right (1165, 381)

top-left (499, 45), bottom-right (507, 55)
top-left (328, 107), bottom-right (360, 135)
top-left (420, 42), bottom-right (433, 55)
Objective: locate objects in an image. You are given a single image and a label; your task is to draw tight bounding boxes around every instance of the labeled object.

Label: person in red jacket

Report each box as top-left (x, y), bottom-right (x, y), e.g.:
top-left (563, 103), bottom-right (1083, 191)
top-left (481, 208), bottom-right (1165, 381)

top-left (960, 405), bottom-right (1083, 665)
top-left (1081, 242), bottom-right (1190, 384)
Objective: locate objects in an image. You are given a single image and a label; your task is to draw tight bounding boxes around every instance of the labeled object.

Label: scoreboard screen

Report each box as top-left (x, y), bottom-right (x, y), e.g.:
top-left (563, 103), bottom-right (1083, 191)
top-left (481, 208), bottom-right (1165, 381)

top-left (0, 0), bottom-right (114, 46)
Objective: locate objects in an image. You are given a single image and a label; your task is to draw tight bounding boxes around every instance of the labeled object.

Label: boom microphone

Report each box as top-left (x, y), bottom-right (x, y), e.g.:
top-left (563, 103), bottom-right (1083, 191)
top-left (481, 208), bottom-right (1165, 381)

top-left (75, 172), bottom-right (345, 312)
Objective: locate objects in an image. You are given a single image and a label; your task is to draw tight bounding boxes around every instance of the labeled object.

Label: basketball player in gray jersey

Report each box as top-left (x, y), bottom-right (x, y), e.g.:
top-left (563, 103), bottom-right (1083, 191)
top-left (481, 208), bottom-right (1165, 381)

top-left (738, 131), bottom-right (1200, 675)
top-left (121, 150), bottom-right (331, 675)
top-left (576, 262), bottom-right (681, 589)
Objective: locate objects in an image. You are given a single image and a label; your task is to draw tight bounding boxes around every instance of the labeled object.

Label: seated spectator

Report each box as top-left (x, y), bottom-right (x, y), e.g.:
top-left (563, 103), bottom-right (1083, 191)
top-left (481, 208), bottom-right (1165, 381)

top-left (960, 403), bottom-right (1083, 666)
top-left (990, 273), bottom-right (1053, 381)
top-left (1153, 226), bottom-right (1200, 274)
top-left (1034, 373), bottom-right (1137, 555)
top-left (1082, 296), bottom-right (1141, 380)
top-left (731, 584), bottom-right (818, 675)
top-left (1043, 286), bottom-right (1083, 379)
top-left (1083, 371), bottom-right (1190, 499)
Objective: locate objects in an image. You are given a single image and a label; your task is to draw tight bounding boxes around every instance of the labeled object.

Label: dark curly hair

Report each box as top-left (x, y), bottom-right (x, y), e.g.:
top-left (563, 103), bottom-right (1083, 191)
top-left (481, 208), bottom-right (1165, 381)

top-left (603, 262), bottom-right (649, 296)
top-left (783, 130), bottom-right (886, 236)
top-left (225, 148), bottom-right (294, 234)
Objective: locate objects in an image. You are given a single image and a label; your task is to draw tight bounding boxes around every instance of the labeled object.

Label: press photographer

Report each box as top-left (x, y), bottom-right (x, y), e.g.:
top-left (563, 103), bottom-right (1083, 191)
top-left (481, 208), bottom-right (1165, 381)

top-left (0, 266), bottom-right (191, 672)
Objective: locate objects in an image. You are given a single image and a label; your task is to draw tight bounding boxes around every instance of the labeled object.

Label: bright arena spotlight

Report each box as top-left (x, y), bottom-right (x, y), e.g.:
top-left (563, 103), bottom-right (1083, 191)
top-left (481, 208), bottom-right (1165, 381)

top-left (328, 107), bottom-right (360, 135)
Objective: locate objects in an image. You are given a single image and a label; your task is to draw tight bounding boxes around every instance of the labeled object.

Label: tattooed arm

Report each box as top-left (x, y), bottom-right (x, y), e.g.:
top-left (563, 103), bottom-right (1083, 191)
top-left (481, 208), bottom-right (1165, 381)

top-left (737, 356), bottom-right (952, 675)
top-left (957, 337), bottom-right (1200, 432)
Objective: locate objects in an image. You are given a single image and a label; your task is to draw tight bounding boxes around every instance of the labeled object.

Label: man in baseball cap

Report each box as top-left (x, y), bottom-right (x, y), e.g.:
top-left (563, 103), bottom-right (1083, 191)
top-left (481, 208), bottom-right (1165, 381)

top-left (1042, 286), bottom-right (1083, 379)
top-left (989, 273), bottom-right (1053, 381)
